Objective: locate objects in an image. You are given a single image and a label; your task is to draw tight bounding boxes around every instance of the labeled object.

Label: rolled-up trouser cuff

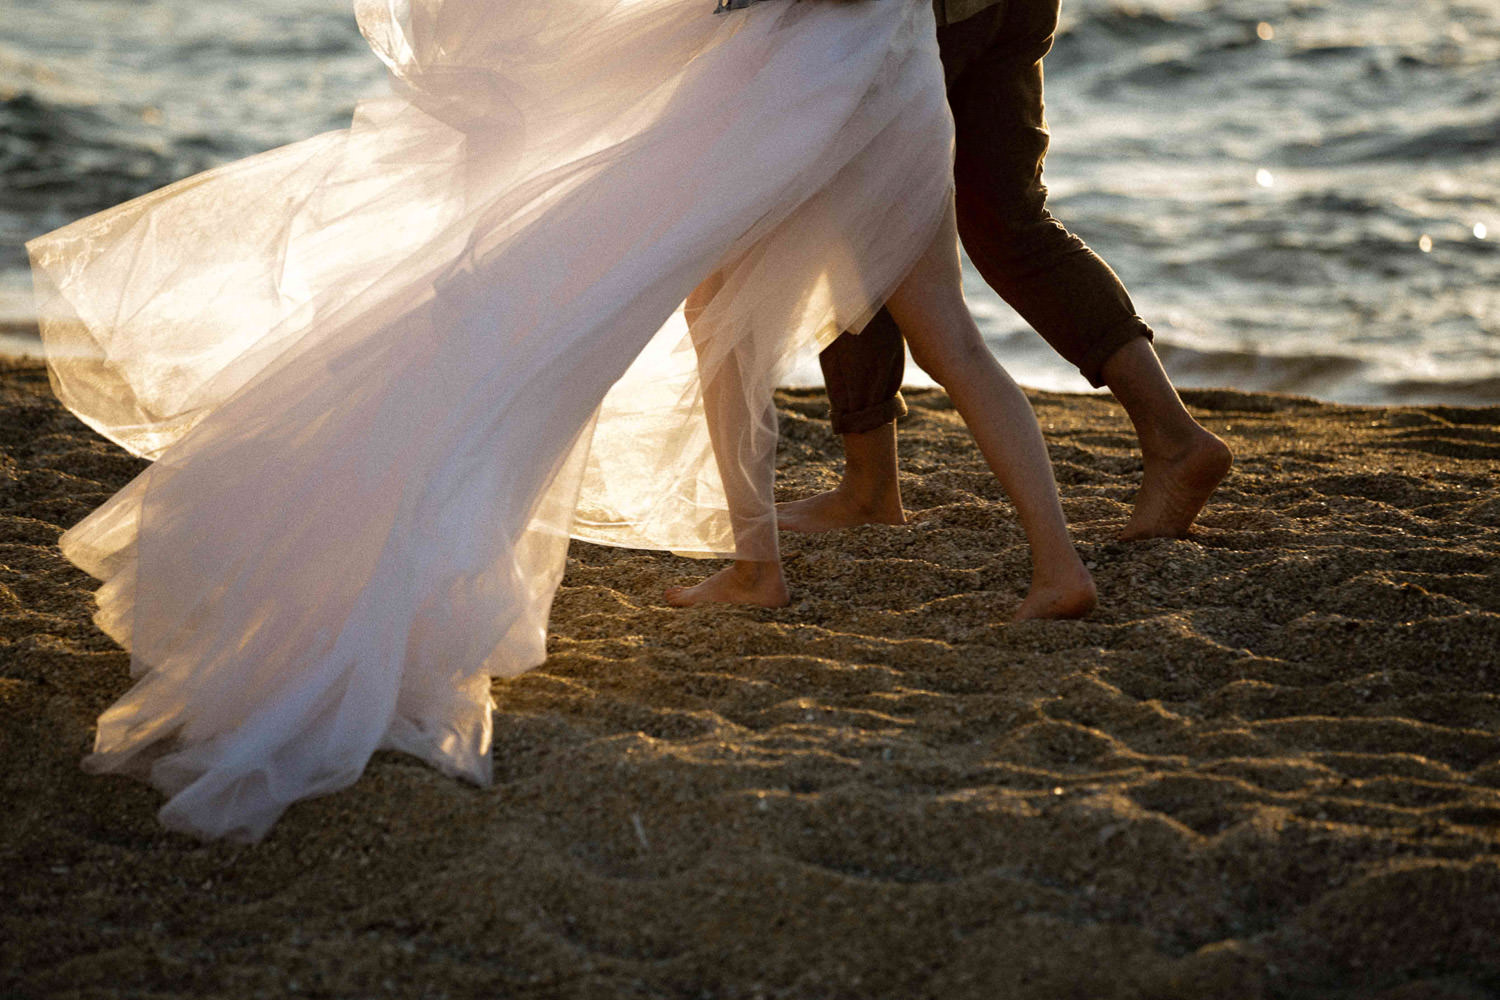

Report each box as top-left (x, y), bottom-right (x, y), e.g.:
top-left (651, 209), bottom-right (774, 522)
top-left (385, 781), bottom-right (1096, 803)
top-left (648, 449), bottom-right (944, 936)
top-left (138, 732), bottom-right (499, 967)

top-left (1078, 316), bottom-right (1154, 388)
top-left (821, 306), bottom-right (908, 435)
top-left (830, 391), bottom-right (908, 435)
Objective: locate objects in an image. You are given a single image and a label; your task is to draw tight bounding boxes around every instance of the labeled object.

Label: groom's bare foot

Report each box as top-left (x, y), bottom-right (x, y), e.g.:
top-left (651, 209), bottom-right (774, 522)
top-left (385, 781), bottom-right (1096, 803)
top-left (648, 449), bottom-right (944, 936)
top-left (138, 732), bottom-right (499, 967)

top-left (1013, 560), bottom-right (1097, 621)
top-left (777, 488), bottom-right (906, 533)
top-left (1119, 430), bottom-right (1232, 541)
top-left (665, 561), bottom-right (790, 608)
top-left (779, 424), bottom-right (905, 533)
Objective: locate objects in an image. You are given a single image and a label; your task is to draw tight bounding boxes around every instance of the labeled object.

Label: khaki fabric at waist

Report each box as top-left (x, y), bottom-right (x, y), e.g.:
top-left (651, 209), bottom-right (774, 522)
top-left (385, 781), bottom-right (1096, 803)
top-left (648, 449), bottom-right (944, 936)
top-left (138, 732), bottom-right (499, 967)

top-left (933, 0), bottom-right (1004, 27)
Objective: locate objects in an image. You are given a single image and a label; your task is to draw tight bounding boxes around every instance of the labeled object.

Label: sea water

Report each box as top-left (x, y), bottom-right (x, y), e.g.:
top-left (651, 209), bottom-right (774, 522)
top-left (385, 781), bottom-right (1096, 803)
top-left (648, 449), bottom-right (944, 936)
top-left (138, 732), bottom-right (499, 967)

top-left (2, 0), bottom-right (1497, 404)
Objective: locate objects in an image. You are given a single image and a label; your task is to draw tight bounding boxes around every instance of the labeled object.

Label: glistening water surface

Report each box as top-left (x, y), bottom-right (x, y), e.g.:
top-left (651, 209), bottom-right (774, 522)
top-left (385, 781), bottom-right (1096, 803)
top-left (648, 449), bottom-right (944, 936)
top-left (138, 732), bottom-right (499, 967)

top-left (2, 0), bottom-right (1497, 403)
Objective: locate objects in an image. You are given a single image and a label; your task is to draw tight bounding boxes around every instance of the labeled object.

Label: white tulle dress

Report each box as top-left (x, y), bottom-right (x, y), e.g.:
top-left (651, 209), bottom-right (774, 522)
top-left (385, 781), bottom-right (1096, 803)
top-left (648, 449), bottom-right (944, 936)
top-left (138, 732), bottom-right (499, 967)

top-left (27, 0), bottom-right (954, 840)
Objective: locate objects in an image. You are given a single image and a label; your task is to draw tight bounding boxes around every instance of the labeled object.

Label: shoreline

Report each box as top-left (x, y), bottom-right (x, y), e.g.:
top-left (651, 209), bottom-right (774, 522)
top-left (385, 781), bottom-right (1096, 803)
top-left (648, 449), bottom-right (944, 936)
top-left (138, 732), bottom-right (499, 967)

top-left (6, 315), bottom-right (1497, 407)
top-left (2, 360), bottom-right (1498, 998)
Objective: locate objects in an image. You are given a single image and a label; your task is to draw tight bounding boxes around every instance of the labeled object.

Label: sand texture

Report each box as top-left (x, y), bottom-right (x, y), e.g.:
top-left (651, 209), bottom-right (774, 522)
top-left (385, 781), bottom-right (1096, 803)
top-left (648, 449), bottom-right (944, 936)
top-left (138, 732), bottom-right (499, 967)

top-left (2, 359), bottom-right (1498, 999)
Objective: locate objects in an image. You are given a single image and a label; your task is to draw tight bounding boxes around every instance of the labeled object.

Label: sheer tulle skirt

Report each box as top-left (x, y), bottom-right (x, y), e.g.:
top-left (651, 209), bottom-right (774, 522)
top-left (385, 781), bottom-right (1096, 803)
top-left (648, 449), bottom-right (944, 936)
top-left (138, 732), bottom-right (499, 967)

top-left (28, 0), bottom-right (953, 840)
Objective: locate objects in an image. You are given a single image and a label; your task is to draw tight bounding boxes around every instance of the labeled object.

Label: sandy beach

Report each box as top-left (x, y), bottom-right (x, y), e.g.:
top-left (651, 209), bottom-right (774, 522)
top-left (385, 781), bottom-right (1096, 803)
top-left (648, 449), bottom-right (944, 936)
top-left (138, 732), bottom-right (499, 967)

top-left (1, 358), bottom-right (1497, 998)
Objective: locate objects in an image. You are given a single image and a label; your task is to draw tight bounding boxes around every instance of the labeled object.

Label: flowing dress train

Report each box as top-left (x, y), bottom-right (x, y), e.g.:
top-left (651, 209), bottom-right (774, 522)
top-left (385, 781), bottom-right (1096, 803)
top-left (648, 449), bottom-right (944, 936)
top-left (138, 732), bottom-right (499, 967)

top-left (27, 0), bottom-right (955, 840)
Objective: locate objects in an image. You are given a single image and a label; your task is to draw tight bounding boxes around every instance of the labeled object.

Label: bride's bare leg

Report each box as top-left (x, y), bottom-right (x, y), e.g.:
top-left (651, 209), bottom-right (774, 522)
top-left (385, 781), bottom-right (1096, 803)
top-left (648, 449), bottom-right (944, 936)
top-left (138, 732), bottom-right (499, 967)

top-left (885, 204), bottom-right (1095, 621)
top-left (664, 274), bottom-right (790, 608)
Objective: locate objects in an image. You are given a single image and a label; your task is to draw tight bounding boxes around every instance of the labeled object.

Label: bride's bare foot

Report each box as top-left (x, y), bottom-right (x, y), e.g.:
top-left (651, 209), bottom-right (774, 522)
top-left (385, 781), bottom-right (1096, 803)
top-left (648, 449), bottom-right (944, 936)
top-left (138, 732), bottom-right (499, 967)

top-left (776, 487), bottom-right (906, 534)
top-left (1012, 559), bottom-right (1097, 622)
top-left (1120, 430), bottom-right (1232, 541)
top-left (665, 560), bottom-right (790, 608)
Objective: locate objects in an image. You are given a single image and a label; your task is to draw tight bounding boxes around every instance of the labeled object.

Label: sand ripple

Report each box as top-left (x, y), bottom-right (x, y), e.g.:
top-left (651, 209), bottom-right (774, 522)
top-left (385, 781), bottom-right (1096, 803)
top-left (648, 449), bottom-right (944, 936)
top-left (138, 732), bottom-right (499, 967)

top-left (2, 363), bottom-right (1497, 998)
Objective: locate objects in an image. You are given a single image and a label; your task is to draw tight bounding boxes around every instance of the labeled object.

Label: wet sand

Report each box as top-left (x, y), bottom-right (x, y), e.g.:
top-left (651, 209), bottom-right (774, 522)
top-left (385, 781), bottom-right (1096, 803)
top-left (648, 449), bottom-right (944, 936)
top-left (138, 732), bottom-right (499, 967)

top-left (2, 359), bottom-right (1497, 999)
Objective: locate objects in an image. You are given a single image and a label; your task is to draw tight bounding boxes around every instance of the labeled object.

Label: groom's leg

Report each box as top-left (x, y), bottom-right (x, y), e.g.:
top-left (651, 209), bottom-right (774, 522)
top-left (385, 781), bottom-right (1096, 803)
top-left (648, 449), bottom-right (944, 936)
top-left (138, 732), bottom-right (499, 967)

top-left (785, 11), bottom-right (1021, 534)
top-left (778, 308), bottom-right (908, 531)
top-left (780, 14), bottom-right (1013, 535)
top-left (946, 0), bottom-right (1150, 385)
top-left (948, 0), bottom-right (1230, 538)
top-left (793, 1), bottom-right (1229, 538)
top-left (820, 306), bottom-right (907, 438)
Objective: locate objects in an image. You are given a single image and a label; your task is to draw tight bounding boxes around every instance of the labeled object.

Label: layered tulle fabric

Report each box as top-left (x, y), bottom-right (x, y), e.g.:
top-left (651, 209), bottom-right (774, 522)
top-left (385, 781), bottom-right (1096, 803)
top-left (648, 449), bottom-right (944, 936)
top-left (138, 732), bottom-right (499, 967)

top-left (28, 0), bottom-right (953, 840)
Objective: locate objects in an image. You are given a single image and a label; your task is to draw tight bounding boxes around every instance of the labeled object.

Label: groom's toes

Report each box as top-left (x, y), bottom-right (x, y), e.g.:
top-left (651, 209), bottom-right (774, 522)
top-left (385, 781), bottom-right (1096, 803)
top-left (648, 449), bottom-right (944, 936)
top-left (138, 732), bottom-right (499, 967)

top-left (777, 491), bottom-right (906, 534)
top-left (1013, 570), bottom-right (1097, 622)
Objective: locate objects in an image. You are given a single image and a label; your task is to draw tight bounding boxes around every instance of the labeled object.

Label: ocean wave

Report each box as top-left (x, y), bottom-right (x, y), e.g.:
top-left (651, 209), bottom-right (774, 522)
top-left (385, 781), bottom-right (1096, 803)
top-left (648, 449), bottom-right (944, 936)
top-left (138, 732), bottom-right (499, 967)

top-left (1378, 375), bottom-right (1500, 406)
top-left (1284, 116), bottom-right (1500, 165)
top-left (1153, 340), bottom-right (1371, 398)
top-left (0, 91), bottom-right (197, 205)
top-left (2, 0), bottom-right (1496, 405)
